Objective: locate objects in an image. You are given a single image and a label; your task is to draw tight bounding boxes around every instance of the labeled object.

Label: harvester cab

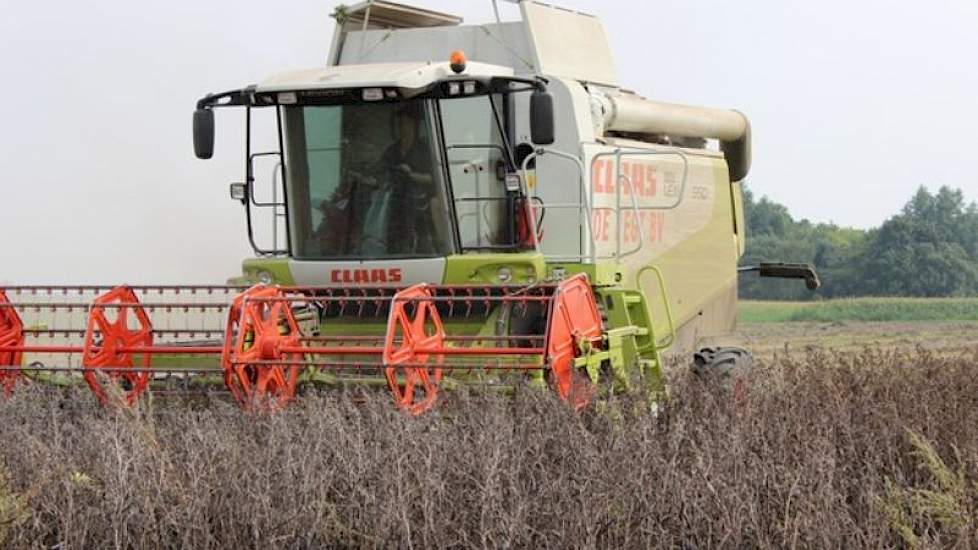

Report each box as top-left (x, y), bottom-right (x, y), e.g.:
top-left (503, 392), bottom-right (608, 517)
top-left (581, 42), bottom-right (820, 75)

top-left (194, 57), bottom-right (553, 282)
top-left (0, 1), bottom-right (816, 414)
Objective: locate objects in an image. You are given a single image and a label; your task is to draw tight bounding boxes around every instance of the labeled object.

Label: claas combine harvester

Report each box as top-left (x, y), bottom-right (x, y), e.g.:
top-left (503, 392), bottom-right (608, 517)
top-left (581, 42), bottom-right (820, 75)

top-left (0, 1), bottom-right (817, 413)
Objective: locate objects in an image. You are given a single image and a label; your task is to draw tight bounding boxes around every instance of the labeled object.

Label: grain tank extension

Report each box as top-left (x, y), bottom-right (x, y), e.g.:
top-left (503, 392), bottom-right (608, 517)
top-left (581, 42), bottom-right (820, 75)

top-left (0, 1), bottom-right (815, 412)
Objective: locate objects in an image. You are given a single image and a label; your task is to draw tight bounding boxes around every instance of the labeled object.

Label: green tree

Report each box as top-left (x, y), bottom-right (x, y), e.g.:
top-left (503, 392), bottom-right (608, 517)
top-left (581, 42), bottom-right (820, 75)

top-left (863, 187), bottom-right (978, 297)
top-left (738, 184), bottom-right (978, 299)
top-left (739, 187), bottom-right (869, 299)
top-left (743, 188), bottom-right (794, 238)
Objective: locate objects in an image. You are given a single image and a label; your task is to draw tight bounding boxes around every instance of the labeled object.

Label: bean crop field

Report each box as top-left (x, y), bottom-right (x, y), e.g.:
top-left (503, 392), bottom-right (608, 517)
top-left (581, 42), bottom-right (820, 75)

top-left (0, 299), bottom-right (976, 548)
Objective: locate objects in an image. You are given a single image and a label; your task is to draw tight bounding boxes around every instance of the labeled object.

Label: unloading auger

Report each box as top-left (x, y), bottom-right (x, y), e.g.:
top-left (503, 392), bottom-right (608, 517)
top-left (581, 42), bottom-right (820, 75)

top-left (0, 275), bottom-right (619, 413)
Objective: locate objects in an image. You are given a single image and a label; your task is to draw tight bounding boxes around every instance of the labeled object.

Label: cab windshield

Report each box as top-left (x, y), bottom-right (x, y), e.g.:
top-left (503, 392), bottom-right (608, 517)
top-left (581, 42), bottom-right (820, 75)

top-left (283, 100), bottom-right (455, 260)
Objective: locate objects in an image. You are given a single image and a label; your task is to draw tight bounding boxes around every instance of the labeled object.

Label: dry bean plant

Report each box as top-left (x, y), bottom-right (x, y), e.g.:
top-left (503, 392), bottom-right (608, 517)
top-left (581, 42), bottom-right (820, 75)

top-left (1, 347), bottom-right (977, 549)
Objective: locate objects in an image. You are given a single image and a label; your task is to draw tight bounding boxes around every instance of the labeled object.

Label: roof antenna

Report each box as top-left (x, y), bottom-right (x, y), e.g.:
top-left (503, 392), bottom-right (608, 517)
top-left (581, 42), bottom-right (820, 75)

top-left (358, 0), bottom-right (374, 62)
top-left (490, 0), bottom-right (520, 69)
top-left (491, 0), bottom-right (503, 25)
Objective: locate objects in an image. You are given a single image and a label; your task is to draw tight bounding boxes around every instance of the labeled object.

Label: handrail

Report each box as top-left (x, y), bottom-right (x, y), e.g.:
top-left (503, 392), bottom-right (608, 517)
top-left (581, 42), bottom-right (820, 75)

top-left (521, 147), bottom-right (595, 263)
top-left (615, 173), bottom-right (645, 259)
top-left (637, 265), bottom-right (676, 352)
top-left (511, 145), bottom-right (693, 265)
top-left (270, 161), bottom-right (286, 253)
top-left (589, 148), bottom-right (691, 213)
top-left (446, 157), bottom-right (508, 251)
top-left (618, 149), bottom-right (690, 211)
top-left (246, 150), bottom-right (288, 256)
top-left (584, 148), bottom-right (691, 263)
top-left (445, 143), bottom-right (508, 157)
top-left (444, 143), bottom-right (514, 251)
top-left (248, 151), bottom-right (285, 208)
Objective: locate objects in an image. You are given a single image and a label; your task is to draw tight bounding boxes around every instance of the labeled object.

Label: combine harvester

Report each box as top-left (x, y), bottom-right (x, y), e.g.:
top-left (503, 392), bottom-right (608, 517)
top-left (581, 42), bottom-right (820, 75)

top-left (0, 1), bottom-right (816, 412)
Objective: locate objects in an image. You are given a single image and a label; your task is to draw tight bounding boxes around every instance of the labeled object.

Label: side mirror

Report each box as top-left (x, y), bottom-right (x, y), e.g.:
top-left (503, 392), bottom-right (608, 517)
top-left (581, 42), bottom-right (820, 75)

top-left (193, 108), bottom-right (215, 159)
top-left (530, 89), bottom-right (555, 145)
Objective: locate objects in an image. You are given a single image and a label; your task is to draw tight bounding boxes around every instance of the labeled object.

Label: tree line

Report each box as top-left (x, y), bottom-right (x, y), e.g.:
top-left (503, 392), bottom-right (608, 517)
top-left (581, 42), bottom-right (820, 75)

top-left (739, 185), bottom-right (978, 300)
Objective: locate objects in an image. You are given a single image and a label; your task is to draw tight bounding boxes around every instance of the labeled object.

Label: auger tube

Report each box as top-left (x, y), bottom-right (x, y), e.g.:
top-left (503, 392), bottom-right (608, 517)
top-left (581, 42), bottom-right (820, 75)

top-left (597, 92), bottom-right (752, 181)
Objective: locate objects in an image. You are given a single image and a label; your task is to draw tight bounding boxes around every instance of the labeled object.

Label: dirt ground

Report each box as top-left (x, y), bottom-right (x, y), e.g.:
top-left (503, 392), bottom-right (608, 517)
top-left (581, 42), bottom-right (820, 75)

top-left (725, 320), bottom-right (978, 359)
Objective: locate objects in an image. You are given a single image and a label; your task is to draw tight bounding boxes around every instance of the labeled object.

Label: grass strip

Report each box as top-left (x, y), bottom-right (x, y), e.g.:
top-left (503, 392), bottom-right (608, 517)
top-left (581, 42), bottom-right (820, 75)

top-left (739, 297), bottom-right (978, 323)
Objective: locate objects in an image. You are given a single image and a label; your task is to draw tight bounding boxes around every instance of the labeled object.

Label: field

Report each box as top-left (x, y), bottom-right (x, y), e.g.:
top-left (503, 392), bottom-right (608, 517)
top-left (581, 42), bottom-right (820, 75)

top-left (733, 299), bottom-right (978, 357)
top-left (1, 300), bottom-right (977, 548)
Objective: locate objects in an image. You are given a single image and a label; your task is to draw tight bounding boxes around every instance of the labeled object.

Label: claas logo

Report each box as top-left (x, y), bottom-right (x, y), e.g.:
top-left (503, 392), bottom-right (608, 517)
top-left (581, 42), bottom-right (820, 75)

top-left (330, 268), bottom-right (403, 284)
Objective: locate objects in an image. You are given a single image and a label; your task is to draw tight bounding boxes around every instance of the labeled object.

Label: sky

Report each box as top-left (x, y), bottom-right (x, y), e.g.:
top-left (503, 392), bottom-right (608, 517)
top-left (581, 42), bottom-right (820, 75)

top-left (1, 0), bottom-right (976, 284)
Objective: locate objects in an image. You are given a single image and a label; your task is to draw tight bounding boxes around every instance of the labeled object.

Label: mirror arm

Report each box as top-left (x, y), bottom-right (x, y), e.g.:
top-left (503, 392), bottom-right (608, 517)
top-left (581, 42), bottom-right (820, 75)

top-left (195, 87), bottom-right (255, 110)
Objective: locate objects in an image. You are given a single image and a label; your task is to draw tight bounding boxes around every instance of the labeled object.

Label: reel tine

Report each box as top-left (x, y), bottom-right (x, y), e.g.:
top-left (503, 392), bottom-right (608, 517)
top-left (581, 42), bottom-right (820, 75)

top-left (446, 288), bottom-right (455, 317)
top-left (483, 287), bottom-right (491, 317)
top-left (357, 288), bottom-right (366, 317)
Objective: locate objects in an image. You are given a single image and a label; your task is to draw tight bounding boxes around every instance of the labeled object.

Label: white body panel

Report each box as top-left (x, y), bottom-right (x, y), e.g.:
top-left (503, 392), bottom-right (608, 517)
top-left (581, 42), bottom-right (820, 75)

top-left (338, 23), bottom-right (535, 74)
top-left (512, 77), bottom-right (597, 261)
top-left (258, 61), bottom-right (513, 93)
top-left (520, 2), bottom-right (618, 86)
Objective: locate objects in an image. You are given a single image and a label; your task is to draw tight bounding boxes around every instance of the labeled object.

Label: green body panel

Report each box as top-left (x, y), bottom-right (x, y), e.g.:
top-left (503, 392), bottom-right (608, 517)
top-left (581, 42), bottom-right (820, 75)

top-left (590, 287), bottom-right (664, 397)
top-left (731, 181), bottom-right (747, 257)
top-left (230, 258), bottom-right (297, 286)
top-left (593, 153), bottom-right (743, 353)
top-left (441, 253), bottom-right (548, 285)
top-left (541, 262), bottom-right (625, 287)
top-left (231, 253), bottom-right (547, 286)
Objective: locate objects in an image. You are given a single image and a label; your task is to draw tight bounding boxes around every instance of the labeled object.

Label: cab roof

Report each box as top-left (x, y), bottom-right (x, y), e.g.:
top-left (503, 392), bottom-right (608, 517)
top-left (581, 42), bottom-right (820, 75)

top-left (256, 61), bottom-right (514, 93)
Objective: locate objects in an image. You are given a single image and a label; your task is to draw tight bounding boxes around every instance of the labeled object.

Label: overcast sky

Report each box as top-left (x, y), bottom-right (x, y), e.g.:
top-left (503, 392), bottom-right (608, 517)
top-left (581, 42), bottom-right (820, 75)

top-left (2, 0), bottom-right (976, 284)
